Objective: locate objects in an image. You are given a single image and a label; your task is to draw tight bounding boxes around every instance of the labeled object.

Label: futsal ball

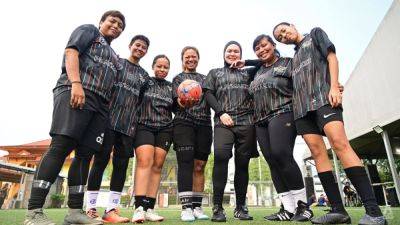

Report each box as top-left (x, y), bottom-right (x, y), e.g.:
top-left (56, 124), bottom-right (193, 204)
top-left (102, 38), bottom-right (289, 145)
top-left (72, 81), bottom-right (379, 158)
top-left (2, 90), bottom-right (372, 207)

top-left (177, 79), bottom-right (202, 107)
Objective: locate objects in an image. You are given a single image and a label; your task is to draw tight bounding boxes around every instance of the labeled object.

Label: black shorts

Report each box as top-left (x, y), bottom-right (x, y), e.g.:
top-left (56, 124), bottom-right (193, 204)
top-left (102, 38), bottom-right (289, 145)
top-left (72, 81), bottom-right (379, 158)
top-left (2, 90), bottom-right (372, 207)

top-left (214, 125), bottom-right (258, 159)
top-left (97, 128), bottom-right (135, 159)
top-left (173, 122), bottom-right (212, 161)
top-left (134, 125), bottom-right (172, 151)
top-left (49, 90), bottom-right (108, 151)
top-left (295, 104), bottom-right (343, 136)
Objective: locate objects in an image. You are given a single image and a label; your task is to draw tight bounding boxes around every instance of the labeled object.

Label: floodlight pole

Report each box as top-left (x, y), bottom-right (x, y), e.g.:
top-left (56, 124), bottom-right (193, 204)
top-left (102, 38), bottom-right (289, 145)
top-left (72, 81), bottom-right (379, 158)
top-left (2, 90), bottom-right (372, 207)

top-left (380, 129), bottom-right (400, 201)
top-left (332, 149), bottom-right (345, 204)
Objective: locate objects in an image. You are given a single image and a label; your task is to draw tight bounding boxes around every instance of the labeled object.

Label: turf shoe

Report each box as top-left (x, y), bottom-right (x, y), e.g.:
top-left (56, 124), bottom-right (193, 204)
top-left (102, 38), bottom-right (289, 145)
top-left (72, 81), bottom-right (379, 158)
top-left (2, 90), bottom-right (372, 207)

top-left (264, 206), bottom-right (293, 221)
top-left (180, 208), bottom-right (195, 222)
top-left (102, 209), bottom-right (129, 223)
top-left (292, 200), bottom-right (314, 221)
top-left (193, 207), bottom-right (209, 220)
top-left (86, 208), bottom-right (103, 222)
top-left (358, 214), bottom-right (387, 225)
top-left (211, 205), bottom-right (226, 222)
top-left (311, 209), bottom-right (351, 224)
top-left (24, 208), bottom-right (56, 225)
top-left (131, 206), bottom-right (145, 223)
top-left (145, 209), bottom-right (164, 222)
top-left (233, 205), bottom-right (253, 220)
top-left (63, 208), bottom-right (103, 225)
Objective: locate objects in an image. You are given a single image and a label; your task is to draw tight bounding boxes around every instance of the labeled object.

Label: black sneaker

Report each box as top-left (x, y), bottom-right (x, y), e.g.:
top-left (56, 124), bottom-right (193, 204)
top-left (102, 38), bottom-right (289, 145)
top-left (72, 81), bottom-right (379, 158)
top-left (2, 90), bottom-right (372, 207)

top-left (211, 205), bottom-right (226, 222)
top-left (264, 205), bottom-right (293, 221)
top-left (311, 208), bottom-right (351, 224)
top-left (233, 205), bottom-right (253, 220)
top-left (292, 200), bottom-right (314, 222)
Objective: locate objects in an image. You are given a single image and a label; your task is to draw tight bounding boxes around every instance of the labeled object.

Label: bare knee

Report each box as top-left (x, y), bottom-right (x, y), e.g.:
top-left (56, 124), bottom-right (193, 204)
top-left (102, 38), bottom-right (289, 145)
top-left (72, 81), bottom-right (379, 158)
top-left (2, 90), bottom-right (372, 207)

top-left (330, 136), bottom-right (350, 153)
top-left (137, 156), bottom-right (153, 168)
top-left (151, 164), bottom-right (163, 174)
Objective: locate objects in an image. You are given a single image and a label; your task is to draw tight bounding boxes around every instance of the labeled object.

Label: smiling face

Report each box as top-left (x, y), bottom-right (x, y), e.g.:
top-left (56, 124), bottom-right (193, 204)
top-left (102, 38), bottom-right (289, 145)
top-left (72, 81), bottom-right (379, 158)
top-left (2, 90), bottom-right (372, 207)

top-left (273, 24), bottom-right (299, 44)
top-left (224, 44), bottom-right (241, 65)
top-left (99, 16), bottom-right (124, 41)
top-left (129, 39), bottom-right (148, 60)
top-left (254, 37), bottom-right (277, 64)
top-left (153, 57), bottom-right (170, 79)
top-left (182, 49), bottom-right (199, 72)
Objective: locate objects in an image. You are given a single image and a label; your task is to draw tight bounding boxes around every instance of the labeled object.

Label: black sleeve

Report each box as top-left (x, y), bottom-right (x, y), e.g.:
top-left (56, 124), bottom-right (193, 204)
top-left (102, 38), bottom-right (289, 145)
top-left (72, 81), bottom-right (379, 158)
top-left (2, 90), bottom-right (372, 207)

top-left (202, 69), bottom-right (216, 93)
top-left (244, 59), bottom-right (263, 82)
top-left (66, 24), bottom-right (99, 54)
top-left (311, 27), bottom-right (336, 58)
top-left (137, 74), bottom-right (150, 107)
top-left (172, 75), bottom-right (182, 99)
top-left (205, 90), bottom-right (224, 117)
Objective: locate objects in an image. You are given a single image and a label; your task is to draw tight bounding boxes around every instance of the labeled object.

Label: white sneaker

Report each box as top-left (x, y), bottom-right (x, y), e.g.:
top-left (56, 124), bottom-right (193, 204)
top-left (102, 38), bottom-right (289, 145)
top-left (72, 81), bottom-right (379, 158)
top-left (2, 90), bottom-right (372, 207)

top-left (145, 209), bottom-right (164, 222)
top-left (193, 207), bottom-right (209, 220)
top-left (131, 206), bottom-right (145, 223)
top-left (181, 208), bottom-right (195, 222)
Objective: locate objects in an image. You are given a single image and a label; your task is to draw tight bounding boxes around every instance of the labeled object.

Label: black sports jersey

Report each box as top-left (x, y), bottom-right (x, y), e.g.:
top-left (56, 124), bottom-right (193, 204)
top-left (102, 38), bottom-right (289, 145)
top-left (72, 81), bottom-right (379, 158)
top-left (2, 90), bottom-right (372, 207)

top-left (249, 57), bottom-right (293, 124)
top-left (291, 27), bottom-right (336, 120)
top-left (54, 24), bottom-right (120, 101)
top-left (172, 72), bottom-right (211, 126)
top-left (109, 59), bottom-right (150, 137)
top-left (203, 67), bottom-right (254, 126)
top-left (137, 77), bottom-right (173, 128)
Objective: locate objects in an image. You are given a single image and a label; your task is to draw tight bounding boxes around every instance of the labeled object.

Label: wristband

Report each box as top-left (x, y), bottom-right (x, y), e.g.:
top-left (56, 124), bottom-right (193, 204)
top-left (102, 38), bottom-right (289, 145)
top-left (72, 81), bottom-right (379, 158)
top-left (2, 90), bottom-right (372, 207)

top-left (71, 81), bottom-right (81, 84)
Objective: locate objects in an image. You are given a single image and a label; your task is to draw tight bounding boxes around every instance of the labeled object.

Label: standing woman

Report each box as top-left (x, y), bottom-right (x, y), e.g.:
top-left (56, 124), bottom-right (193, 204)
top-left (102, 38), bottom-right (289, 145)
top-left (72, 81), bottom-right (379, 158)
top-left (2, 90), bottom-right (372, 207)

top-left (203, 41), bottom-right (258, 222)
top-left (237, 35), bottom-right (313, 221)
top-left (172, 46), bottom-right (212, 221)
top-left (24, 10), bottom-right (125, 225)
top-left (273, 23), bottom-right (386, 225)
top-left (131, 55), bottom-right (173, 223)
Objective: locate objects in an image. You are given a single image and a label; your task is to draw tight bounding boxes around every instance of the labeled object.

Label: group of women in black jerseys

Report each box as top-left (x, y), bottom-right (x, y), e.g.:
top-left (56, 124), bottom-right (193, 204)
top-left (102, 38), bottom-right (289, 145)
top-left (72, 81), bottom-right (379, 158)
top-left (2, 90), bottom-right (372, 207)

top-left (25, 9), bottom-right (386, 225)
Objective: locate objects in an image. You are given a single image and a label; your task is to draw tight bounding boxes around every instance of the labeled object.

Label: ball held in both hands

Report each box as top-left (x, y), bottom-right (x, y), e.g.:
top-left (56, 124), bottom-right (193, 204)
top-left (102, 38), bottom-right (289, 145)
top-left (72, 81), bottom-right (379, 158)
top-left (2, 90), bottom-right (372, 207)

top-left (177, 79), bottom-right (202, 108)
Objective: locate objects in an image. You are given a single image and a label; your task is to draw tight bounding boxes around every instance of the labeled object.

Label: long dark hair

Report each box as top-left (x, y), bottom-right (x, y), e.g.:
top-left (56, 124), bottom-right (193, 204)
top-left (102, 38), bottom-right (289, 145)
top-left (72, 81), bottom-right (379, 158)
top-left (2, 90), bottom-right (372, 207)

top-left (252, 34), bottom-right (280, 57)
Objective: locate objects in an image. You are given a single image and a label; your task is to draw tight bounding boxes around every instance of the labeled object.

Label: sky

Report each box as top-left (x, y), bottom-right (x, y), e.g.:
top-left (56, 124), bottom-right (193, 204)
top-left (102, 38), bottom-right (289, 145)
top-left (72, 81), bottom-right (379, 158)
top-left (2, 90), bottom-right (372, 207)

top-left (0, 0), bottom-right (393, 146)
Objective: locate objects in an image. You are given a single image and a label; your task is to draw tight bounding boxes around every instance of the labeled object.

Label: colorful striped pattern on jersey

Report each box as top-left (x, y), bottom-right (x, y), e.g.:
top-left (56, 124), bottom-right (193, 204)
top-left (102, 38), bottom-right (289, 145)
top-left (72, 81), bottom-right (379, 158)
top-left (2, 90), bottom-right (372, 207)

top-left (291, 34), bottom-right (331, 120)
top-left (54, 25), bottom-right (120, 101)
top-left (108, 59), bottom-right (150, 137)
top-left (203, 67), bottom-right (254, 126)
top-left (172, 72), bottom-right (211, 126)
top-left (249, 57), bottom-right (293, 124)
top-left (137, 77), bottom-right (173, 128)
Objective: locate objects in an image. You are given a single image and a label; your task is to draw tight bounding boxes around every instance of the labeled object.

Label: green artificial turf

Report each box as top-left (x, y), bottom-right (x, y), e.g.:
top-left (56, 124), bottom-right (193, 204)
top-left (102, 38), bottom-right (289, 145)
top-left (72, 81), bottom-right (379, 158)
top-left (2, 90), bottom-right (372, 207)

top-left (0, 206), bottom-right (398, 225)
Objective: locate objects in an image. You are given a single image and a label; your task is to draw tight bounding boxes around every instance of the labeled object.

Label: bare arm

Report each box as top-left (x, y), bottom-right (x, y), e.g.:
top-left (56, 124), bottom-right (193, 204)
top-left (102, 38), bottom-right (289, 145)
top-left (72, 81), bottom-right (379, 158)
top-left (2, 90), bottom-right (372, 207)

top-left (327, 52), bottom-right (341, 107)
top-left (65, 48), bottom-right (85, 109)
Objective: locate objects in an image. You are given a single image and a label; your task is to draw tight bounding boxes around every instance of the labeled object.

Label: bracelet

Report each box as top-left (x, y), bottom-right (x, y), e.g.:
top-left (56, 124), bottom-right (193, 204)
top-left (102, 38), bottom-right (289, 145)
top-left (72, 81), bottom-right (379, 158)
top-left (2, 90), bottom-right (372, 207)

top-left (71, 81), bottom-right (81, 84)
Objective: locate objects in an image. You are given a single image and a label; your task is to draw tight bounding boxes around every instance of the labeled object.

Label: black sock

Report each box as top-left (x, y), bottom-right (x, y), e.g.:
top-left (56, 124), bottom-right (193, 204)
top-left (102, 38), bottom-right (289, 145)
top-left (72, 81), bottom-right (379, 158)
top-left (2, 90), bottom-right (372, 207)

top-left (192, 192), bottom-right (203, 208)
top-left (179, 192), bottom-right (193, 209)
top-left (345, 166), bottom-right (383, 217)
top-left (146, 197), bottom-right (156, 210)
top-left (28, 135), bottom-right (77, 210)
top-left (135, 195), bottom-right (146, 209)
top-left (318, 171), bottom-right (345, 212)
top-left (68, 192), bottom-right (84, 209)
top-left (28, 186), bottom-right (51, 210)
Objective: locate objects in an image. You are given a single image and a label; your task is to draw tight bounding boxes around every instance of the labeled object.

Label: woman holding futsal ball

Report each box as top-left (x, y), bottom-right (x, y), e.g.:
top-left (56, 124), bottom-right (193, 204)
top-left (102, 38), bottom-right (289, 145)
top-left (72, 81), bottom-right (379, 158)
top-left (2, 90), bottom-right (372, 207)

top-left (131, 55), bottom-right (173, 223)
top-left (172, 46), bottom-right (212, 222)
top-left (203, 41), bottom-right (260, 222)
